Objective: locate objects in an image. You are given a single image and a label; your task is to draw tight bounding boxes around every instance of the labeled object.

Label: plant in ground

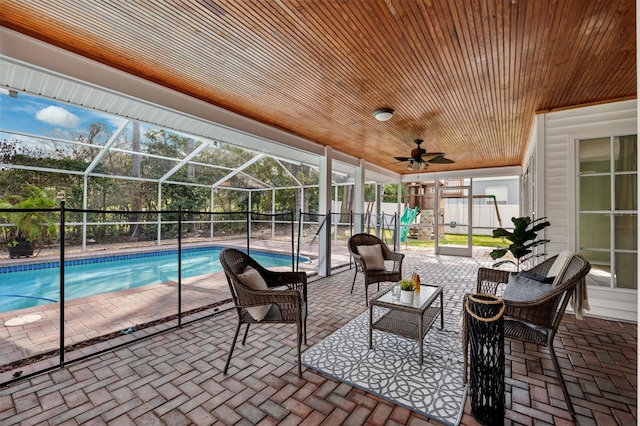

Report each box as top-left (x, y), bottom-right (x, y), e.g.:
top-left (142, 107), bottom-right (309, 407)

top-left (0, 186), bottom-right (58, 256)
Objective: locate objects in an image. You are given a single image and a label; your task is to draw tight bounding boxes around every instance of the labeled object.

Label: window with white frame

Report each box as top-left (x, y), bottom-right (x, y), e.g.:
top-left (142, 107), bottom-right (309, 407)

top-left (578, 135), bottom-right (637, 289)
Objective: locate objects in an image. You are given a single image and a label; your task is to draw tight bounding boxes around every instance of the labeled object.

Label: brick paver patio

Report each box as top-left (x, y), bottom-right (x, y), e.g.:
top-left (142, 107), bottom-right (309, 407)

top-left (0, 249), bottom-right (636, 425)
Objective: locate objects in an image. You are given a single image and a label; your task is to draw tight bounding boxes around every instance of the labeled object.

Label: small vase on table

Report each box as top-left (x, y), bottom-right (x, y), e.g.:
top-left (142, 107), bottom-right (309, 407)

top-left (400, 290), bottom-right (414, 303)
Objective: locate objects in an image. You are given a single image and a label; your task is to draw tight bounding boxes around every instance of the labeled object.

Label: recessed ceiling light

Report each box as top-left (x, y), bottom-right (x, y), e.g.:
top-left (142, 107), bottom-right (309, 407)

top-left (372, 108), bottom-right (394, 121)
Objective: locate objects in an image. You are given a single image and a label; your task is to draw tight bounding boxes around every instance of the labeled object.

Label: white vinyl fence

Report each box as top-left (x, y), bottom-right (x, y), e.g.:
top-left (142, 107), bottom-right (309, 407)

top-left (332, 201), bottom-right (518, 236)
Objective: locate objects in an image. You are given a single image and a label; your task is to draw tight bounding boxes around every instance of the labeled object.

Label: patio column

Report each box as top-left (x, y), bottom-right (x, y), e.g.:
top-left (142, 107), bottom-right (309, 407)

top-left (353, 158), bottom-right (365, 234)
top-left (334, 185), bottom-right (339, 242)
top-left (318, 146), bottom-right (332, 277)
top-left (214, 188), bottom-right (216, 241)
top-left (299, 187), bottom-right (304, 244)
top-left (82, 175), bottom-right (88, 251)
top-left (248, 191), bottom-right (252, 240)
top-left (157, 184), bottom-right (162, 245)
top-left (534, 115), bottom-right (545, 220)
top-left (375, 183), bottom-right (382, 237)
top-left (395, 178), bottom-right (402, 248)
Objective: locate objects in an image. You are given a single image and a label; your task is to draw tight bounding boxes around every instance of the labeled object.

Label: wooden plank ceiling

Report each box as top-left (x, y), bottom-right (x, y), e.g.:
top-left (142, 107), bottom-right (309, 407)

top-left (0, 0), bottom-right (636, 174)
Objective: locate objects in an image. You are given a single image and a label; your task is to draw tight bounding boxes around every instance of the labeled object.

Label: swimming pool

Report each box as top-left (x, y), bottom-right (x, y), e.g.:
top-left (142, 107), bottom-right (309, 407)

top-left (0, 247), bottom-right (308, 313)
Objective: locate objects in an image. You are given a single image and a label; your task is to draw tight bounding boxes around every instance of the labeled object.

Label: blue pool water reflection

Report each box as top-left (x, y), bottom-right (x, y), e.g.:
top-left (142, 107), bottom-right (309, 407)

top-left (0, 247), bottom-right (306, 313)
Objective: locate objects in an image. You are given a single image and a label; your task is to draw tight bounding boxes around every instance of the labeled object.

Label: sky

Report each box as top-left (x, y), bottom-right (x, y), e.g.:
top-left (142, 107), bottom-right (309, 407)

top-left (0, 89), bottom-right (126, 144)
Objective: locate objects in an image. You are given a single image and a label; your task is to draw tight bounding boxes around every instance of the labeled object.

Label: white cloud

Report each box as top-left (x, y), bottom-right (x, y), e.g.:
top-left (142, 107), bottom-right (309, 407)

top-left (35, 105), bottom-right (80, 128)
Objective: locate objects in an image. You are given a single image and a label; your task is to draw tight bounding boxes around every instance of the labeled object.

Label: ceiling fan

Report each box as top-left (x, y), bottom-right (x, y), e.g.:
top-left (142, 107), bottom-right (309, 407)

top-left (393, 139), bottom-right (455, 170)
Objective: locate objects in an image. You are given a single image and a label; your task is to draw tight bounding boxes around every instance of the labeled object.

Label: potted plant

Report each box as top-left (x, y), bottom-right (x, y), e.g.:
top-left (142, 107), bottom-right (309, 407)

top-left (398, 279), bottom-right (415, 303)
top-left (0, 186), bottom-right (58, 258)
top-left (489, 216), bottom-right (551, 271)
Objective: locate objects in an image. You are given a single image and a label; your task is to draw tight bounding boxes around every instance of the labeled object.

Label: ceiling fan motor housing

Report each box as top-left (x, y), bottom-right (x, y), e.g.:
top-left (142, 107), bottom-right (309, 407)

top-left (393, 138), bottom-right (454, 167)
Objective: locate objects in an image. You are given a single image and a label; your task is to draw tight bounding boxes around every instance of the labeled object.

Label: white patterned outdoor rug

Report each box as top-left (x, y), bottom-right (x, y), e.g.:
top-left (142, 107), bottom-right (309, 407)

top-left (301, 309), bottom-right (466, 426)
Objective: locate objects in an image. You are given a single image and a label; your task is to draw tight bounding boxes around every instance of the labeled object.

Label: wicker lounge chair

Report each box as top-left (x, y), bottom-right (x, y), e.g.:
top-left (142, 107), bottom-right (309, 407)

top-left (473, 253), bottom-right (591, 417)
top-left (347, 233), bottom-right (404, 305)
top-left (219, 248), bottom-right (308, 377)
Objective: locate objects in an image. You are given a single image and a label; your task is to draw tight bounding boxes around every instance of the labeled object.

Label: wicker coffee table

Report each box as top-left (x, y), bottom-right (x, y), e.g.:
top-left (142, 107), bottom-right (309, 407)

top-left (368, 284), bottom-right (444, 364)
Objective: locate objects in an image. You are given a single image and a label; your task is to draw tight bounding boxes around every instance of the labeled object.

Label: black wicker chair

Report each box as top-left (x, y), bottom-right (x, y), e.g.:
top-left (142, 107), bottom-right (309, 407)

top-left (347, 233), bottom-right (404, 305)
top-left (219, 248), bottom-right (308, 377)
top-left (474, 253), bottom-right (591, 417)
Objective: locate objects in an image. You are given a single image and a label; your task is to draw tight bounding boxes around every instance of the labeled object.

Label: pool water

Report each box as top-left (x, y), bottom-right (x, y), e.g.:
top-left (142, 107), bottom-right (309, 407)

top-left (0, 247), bottom-right (306, 313)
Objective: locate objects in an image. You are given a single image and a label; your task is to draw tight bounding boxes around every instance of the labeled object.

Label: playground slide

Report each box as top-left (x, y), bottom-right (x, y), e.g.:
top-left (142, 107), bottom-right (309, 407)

top-left (400, 206), bottom-right (420, 242)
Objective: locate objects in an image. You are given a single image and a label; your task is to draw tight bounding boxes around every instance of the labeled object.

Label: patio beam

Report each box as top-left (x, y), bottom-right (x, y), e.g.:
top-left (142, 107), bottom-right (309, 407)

top-left (82, 120), bottom-right (130, 177)
top-left (210, 153), bottom-right (265, 190)
top-left (275, 159), bottom-right (303, 187)
top-left (158, 141), bottom-right (209, 183)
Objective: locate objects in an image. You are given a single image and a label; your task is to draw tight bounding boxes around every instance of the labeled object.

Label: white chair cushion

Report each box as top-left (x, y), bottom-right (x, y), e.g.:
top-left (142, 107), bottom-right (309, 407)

top-left (503, 273), bottom-right (554, 302)
top-left (357, 244), bottom-right (386, 270)
top-left (237, 266), bottom-right (271, 321)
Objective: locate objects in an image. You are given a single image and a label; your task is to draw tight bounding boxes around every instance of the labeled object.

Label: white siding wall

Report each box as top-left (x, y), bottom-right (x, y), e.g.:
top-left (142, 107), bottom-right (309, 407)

top-left (538, 99), bottom-right (637, 322)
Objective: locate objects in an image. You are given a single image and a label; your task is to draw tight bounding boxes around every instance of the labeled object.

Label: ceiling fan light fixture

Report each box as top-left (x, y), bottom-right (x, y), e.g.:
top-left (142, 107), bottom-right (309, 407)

top-left (372, 108), bottom-right (394, 121)
top-left (406, 162), bottom-right (413, 171)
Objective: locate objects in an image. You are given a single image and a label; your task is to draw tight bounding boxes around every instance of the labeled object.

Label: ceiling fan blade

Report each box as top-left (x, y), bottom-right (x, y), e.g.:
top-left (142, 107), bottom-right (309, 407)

top-left (427, 157), bottom-right (455, 164)
top-left (393, 139), bottom-right (452, 168)
top-left (421, 153), bottom-right (444, 162)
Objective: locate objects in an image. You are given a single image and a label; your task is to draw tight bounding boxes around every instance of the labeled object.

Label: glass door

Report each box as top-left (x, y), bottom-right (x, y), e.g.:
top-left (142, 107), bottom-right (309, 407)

top-left (578, 135), bottom-right (637, 289)
top-left (435, 184), bottom-right (473, 257)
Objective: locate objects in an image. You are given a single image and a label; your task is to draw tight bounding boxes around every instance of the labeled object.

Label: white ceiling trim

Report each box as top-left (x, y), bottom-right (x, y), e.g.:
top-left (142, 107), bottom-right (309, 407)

top-left (400, 166), bottom-right (522, 182)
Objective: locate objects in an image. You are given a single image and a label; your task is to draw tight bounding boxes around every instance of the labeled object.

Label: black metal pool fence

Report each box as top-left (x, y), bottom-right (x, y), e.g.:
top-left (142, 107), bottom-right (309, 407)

top-left (0, 203), bottom-right (400, 386)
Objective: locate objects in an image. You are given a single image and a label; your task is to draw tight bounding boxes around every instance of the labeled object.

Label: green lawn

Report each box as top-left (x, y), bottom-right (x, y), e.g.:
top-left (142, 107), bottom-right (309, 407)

top-left (404, 234), bottom-right (509, 248)
top-left (376, 229), bottom-right (509, 249)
